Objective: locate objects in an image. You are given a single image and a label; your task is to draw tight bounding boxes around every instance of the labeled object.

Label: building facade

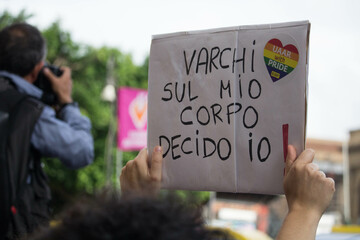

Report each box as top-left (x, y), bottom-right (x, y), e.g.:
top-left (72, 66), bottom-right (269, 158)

top-left (348, 130), bottom-right (360, 224)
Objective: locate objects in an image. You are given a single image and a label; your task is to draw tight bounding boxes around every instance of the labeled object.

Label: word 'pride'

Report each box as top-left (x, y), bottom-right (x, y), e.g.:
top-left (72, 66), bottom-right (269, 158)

top-left (264, 38), bottom-right (299, 82)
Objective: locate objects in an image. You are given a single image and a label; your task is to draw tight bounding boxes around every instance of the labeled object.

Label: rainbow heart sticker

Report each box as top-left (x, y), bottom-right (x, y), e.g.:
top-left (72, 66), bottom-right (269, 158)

top-left (263, 38), bottom-right (299, 82)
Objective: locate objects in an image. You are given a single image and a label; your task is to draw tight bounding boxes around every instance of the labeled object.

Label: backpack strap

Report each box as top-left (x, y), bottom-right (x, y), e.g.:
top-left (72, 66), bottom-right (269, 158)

top-left (0, 89), bottom-right (30, 238)
top-left (0, 110), bottom-right (11, 238)
top-left (0, 89), bottom-right (45, 238)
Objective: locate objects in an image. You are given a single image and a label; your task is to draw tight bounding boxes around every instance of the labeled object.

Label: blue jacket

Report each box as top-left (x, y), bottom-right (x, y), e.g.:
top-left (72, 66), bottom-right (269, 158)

top-left (0, 71), bottom-right (94, 169)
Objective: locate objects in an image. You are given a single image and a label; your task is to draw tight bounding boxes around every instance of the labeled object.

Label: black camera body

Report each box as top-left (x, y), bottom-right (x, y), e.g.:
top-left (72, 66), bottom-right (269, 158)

top-left (34, 64), bottom-right (63, 106)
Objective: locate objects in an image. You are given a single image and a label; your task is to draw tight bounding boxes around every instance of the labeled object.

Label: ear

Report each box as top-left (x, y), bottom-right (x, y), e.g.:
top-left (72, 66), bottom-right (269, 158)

top-left (24, 61), bottom-right (45, 84)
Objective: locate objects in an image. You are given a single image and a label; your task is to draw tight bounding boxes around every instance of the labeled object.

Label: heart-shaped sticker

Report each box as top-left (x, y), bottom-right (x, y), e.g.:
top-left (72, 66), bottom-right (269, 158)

top-left (263, 38), bottom-right (299, 82)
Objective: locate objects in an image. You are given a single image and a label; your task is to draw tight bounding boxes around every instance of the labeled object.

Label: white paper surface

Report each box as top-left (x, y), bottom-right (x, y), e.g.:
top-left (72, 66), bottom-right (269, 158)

top-left (148, 21), bottom-right (310, 194)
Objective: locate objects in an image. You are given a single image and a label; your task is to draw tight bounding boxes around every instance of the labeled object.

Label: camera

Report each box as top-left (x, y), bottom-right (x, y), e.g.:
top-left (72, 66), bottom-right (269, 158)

top-left (34, 64), bottom-right (63, 106)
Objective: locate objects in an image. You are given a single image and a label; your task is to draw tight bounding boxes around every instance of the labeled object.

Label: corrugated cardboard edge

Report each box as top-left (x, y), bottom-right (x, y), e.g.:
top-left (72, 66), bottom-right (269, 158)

top-left (304, 22), bottom-right (311, 148)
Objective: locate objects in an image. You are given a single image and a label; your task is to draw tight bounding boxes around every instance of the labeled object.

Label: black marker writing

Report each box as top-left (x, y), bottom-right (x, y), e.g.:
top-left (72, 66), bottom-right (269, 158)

top-left (183, 46), bottom-right (252, 75)
top-left (159, 130), bottom-right (232, 161)
top-left (161, 81), bottom-right (198, 102)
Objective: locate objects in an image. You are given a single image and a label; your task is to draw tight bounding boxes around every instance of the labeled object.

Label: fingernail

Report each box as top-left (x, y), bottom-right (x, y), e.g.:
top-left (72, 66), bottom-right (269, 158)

top-left (155, 146), bottom-right (162, 153)
top-left (306, 148), bottom-right (315, 156)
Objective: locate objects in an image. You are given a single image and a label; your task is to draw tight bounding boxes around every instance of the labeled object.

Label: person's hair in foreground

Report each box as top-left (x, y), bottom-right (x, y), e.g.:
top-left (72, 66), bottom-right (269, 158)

top-left (30, 194), bottom-right (232, 240)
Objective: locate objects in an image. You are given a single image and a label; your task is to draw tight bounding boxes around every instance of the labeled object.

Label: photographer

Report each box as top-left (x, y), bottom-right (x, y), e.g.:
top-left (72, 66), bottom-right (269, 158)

top-left (0, 23), bottom-right (94, 238)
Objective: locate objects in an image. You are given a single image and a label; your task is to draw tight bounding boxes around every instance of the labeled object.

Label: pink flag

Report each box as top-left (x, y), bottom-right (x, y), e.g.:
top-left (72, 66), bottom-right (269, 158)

top-left (117, 87), bottom-right (147, 151)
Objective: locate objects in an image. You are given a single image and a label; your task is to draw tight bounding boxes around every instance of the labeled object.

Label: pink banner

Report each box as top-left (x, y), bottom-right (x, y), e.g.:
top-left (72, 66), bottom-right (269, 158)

top-left (117, 87), bottom-right (147, 151)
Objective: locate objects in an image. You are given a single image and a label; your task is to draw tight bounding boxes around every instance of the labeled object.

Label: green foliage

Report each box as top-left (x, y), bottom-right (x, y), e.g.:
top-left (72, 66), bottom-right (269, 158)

top-left (0, 10), bottom-right (209, 213)
top-left (42, 21), bottom-right (80, 64)
top-left (41, 21), bottom-right (156, 210)
top-left (0, 10), bottom-right (33, 29)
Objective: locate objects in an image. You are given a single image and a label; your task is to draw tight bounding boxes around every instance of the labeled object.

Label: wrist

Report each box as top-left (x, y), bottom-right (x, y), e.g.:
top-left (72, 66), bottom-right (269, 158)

top-left (59, 96), bottom-right (73, 105)
top-left (277, 209), bottom-right (321, 240)
top-left (288, 207), bottom-right (322, 224)
top-left (56, 101), bottom-right (78, 114)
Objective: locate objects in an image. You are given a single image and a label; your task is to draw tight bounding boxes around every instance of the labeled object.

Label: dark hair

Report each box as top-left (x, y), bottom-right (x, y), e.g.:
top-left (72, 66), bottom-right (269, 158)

top-left (31, 196), bottom-right (213, 240)
top-left (0, 23), bottom-right (46, 77)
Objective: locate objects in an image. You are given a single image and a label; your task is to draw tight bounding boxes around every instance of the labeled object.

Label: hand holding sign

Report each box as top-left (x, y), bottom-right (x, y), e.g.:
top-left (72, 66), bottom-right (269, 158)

top-left (120, 146), bottom-right (163, 197)
top-left (277, 145), bottom-right (335, 240)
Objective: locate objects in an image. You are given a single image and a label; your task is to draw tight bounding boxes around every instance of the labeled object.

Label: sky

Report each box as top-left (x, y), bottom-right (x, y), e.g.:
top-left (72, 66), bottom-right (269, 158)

top-left (1, 0), bottom-right (360, 142)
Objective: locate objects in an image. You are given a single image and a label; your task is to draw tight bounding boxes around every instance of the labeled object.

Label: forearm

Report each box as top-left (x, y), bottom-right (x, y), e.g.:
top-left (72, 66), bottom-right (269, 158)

top-left (280, 146), bottom-right (335, 240)
top-left (57, 103), bottom-right (92, 131)
top-left (277, 209), bottom-right (321, 240)
top-left (31, 105), bottom-right (94, 168)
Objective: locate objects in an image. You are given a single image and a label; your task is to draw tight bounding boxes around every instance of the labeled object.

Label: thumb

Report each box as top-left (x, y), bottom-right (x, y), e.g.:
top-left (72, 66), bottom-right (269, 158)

top-left (149, 146), bottom-right (163, 182)
top-left (296, 148), bottom-right (315, 165)
top-left (285, 145), bottom-right (297, 176)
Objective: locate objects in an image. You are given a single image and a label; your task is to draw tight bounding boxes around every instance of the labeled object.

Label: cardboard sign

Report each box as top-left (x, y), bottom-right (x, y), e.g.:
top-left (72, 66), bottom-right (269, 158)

top-left (117, 87), bottom-right (148, 151)
top-left (147, 21), bottom-right (310, 194)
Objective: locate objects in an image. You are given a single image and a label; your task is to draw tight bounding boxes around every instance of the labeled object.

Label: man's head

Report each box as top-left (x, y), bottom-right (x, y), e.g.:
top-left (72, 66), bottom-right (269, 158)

top-left (0, 23), bottom-right (46, 80)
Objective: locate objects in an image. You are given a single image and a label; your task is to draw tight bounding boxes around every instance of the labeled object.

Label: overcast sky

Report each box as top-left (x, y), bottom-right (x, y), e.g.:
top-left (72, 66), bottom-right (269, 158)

top-left (1, 0), bottom-right (360, 141)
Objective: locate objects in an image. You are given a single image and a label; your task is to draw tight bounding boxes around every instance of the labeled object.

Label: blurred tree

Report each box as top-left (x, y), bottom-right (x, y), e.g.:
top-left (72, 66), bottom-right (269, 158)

top-left (0, 10), bottom-right (33, 29)
top-left (41, 22), bottom-right (146, 211)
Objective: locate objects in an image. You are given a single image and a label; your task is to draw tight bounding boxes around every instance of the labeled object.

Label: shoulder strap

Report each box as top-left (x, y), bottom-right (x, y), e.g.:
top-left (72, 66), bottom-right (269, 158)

top-left (0, 110), bottom-right (11, 238)
top-left (0, 89), bottom-right (29, 238)
top-left (0, 89), bottom-right (44, 238)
